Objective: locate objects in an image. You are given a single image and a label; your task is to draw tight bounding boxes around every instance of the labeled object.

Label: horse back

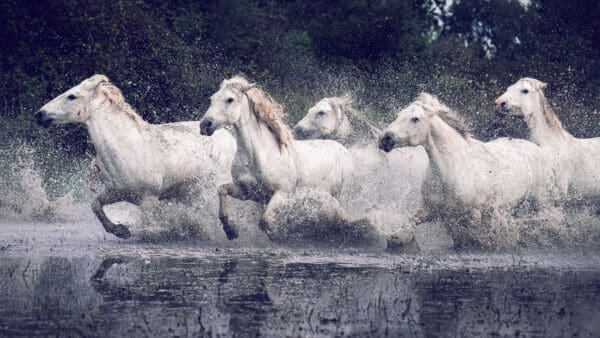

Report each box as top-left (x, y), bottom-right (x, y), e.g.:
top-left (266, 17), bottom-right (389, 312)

top-left (293, 139), bottom-right (354, 194)
top-left (146, 122), bottom-right (236, 190)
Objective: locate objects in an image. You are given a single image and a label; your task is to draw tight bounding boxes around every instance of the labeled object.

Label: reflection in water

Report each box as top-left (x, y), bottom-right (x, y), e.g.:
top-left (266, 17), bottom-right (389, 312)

top-left (0, 253), bottom-right (599, 336)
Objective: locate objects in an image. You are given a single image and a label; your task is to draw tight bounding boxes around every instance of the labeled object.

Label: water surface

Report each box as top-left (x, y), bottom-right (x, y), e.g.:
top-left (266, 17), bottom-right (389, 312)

top-left (1, 222), bottom-right (599, 337)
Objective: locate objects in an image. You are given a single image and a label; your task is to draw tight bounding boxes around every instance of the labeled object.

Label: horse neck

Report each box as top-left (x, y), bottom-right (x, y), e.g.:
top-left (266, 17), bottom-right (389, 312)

top-left (85, 103), bottom-right (145, 159)
top-left (526, 94), bottom-right (572, 144)
top-left (422, 116), bottom-right (473, 177)
top-left (232, 97), bottom-right (292, 175)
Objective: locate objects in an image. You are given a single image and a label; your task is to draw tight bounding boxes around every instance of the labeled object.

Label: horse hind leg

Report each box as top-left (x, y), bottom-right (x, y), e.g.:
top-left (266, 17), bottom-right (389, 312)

top-left (140, 194), bottom-right (160, 226)
top-left (92, 191), bottom-right (131, 239)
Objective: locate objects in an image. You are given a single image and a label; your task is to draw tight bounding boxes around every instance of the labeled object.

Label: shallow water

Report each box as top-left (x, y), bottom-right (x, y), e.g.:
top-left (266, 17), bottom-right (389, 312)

top-left (1, 222), bottom-right (600, 337)
top-left (2, 147), bottom-right (600, 336)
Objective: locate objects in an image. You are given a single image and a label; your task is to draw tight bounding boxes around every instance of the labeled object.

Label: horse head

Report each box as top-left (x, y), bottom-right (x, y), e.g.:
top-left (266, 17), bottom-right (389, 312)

top-left (35, 74), bottom-right (111, 127)
top-left (379, 93), bottom-right (469, 152)
top-left (379, 93), bottom-right (439, 152)
top-left (292, 95), bottom-right (351, 140)
top-left (200, 76), bottom-right (256, 136)
top-left (201, 75), bottom-right (291, 148)
top-left (495, 77), bottom-right (547, 119)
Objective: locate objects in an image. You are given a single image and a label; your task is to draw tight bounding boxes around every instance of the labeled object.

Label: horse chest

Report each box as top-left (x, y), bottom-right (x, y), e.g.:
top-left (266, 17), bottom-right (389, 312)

top-left (230, 156), bottom-right (271, 202)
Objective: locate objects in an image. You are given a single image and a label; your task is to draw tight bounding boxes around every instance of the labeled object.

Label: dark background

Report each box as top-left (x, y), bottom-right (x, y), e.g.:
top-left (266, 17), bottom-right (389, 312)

top-left (1, 0), bottom-right (599, 157)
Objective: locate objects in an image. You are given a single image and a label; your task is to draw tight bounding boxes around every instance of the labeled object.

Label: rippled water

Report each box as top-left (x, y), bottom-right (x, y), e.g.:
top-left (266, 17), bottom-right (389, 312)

top-left (1, 222), bottom-right (599, 337)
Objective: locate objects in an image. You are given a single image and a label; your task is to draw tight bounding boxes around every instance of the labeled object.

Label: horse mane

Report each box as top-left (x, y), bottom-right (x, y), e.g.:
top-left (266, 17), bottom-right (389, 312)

top-left (329, 95), bottom-right (381, 138)
top-left (89, 75), bottom-right (148, 127)
top-left (226, 75), bottom-right (292, 148)
top-left (415, 92), bottom-right (472, 137)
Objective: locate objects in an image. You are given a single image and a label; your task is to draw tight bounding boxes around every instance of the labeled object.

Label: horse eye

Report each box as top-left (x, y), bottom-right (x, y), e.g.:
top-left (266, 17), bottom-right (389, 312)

top-left (316, 111), bottom-right (325, 117)
top-left (411, 117), bottom-right (420, 123)
top-left (521, 89), bottom-right (529, 94)
top-left (226, 97), bottom-right (234, 104)
top-left (67, 94), bottom-right (77, 100)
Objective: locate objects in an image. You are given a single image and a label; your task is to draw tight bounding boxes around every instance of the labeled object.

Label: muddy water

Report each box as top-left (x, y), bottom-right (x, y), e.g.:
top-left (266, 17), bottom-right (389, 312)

top-left (1, 222), bottom-right (599, 337)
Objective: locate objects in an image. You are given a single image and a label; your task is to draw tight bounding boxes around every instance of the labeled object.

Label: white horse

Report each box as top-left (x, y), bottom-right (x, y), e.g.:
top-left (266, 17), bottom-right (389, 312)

top-left (379, 93), bottom-right (556, 247)
top-left (292, 95), bottom-right (380, 146)
top-left (495, 77), bottom-right (600, 203)
top-left (35, 75), bottom-right (236, 238)
top-left (199, 76), bottom-right (355, 240)
top-left (292, 94), bottom-right (429, 247)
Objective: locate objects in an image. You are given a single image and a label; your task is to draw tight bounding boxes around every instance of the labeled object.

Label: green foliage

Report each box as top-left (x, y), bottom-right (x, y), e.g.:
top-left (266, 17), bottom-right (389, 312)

top-left (0, 0), bottom-right (599, 158)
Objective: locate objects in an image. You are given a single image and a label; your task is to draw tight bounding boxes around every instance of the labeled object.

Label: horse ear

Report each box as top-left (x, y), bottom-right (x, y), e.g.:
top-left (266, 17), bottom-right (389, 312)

top-left (84, 74), bottom-right (110, 91)
top-left (528, 78), bottom-right (547, 90)
top-left (416, 92), bottom-right (441, 111)
top-left (242, 83), bottom-right (257, 92)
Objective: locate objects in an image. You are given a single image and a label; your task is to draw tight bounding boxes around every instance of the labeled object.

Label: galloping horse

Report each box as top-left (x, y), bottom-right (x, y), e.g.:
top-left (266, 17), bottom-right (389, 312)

top-left (496, 78), bottom-right (600, 203)
top-left (35, 75), bottom-right (236, 238)
top-left (199, 76), bottom-right (355, 240)
top-left (379, 93), bottom-right (556, 247)
top-left (292, 94), bottom-right (429, 246)
top-left (292, 95), bottom-right (380, 146)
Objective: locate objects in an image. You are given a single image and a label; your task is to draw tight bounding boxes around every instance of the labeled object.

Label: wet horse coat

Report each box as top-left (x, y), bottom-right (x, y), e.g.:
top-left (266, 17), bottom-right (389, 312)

top-left (36, 75), bottom-right (236, 238)
top-left (496, 77), bottom-right (600, 203)
top-left (379, 93), bottom-right (557, 247)
top-left (199, 76), bottom-right (355, 240)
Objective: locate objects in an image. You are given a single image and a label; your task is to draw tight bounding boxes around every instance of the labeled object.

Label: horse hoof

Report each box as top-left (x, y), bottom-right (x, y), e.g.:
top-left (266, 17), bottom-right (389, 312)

top-left (112, 224), bottom-right (132, 239)
top-left (223, 225), bottom-right (238, 240)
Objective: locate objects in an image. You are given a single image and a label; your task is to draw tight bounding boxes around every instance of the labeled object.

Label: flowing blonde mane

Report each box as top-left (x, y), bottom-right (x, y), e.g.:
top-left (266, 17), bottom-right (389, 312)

top-left (521, 79), bottom-right (565, 132)
top-left (226, 76), bottom-right (292, 148)
top-left (416, 92), bottom-right (472, 137)
top-left (329, 94), bottom-right (381, 138)
top-left (87, 75), bottom-right (148, 127)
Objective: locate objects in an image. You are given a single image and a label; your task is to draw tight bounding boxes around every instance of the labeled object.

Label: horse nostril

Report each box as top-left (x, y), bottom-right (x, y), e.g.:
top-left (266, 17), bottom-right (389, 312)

top-left (293, 127), bottom-right (305, 139)
top-left (199, 118), bottom-right (214, 136)
top-left (34, 110), bottom-right (51, 127)
top-left (379, 132), bottom-right (396, 152)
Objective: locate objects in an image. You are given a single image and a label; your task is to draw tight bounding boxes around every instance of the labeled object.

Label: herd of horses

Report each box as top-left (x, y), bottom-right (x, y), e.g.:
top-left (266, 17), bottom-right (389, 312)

top-left (34, 74), bottom-right (600, 248)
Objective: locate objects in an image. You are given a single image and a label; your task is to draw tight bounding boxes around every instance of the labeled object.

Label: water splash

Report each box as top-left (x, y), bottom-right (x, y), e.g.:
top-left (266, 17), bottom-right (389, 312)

top-left (2, 140), bottom-right (600, 250)
top-left (0, 144), bottom-right (91, 222)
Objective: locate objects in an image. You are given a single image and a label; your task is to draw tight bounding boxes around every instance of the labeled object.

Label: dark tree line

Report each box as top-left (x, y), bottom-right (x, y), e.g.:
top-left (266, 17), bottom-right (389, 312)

top-left (1, 0), bottom-right (599, 157)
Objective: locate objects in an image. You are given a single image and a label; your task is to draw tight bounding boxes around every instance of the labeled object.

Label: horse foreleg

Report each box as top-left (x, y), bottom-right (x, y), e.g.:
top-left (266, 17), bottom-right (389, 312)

top-left (258, 190), bottom-right (287, 236)
top-left (218, 183), bottom-right (240, 240)
top-left (91, 191), bottom-right (131, 239)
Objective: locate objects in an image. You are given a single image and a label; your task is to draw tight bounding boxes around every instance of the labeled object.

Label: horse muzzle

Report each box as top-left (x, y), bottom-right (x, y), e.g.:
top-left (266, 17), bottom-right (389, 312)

top-left (199, 118), bottom-right (215, 136)
top-left (378, 132), bottom-right (396, 153)
top-left (292, 126), bottom-right (311, 139)
top-left (35, 110), bottom-right (53, 128)
top-left (494, 101), bottom-right (510, 117)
